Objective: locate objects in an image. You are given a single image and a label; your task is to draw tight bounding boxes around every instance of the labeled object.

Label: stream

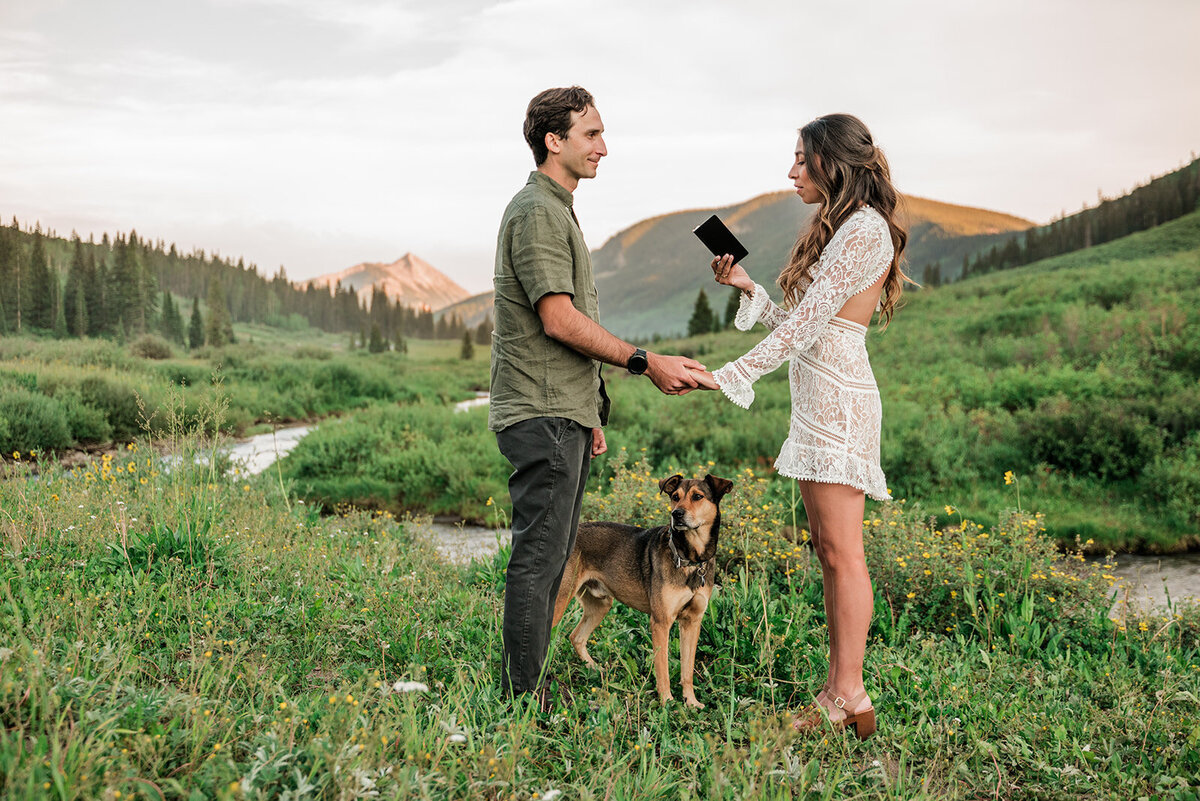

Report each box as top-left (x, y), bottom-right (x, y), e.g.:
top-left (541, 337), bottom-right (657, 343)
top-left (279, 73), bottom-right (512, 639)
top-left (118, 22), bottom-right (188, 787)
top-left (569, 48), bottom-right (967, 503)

top-left (222, 405), bottom-right (1199, 610)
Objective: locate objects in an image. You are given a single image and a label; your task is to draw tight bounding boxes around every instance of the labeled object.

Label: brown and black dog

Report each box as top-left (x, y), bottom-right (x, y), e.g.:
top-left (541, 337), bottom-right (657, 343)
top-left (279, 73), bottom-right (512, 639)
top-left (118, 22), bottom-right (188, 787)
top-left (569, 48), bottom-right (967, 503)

top-left (551, 473), bottom-right (733, 708)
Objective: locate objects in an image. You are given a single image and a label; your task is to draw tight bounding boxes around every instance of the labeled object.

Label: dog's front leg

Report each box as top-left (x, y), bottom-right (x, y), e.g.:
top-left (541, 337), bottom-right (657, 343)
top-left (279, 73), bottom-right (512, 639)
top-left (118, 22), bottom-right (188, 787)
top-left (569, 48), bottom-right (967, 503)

top-left (649, 615), bottom-right (674, 703)
top-left (677, 599), bottom-right (708, 709)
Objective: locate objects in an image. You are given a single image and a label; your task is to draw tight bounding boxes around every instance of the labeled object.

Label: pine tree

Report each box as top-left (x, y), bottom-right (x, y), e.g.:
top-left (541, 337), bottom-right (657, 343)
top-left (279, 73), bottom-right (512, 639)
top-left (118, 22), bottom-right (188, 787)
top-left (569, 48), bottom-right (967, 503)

top-left (368, 322), bottom-right (386, 353)
top-left (63, 237), bottom-right (88, 337)
top-left (474, 315), bottom-right (493, 345)
top-left (160, 291), bottom-right (185, 345)
top-left (108, 235), bottom-right (134, 336)
top-left (28, 231), bottom-right (55, 329)
top-left (460, 329), bottom-right (475, 360)
top-left (0, 223), bottom-right (14, 333)
top-left (85, 250), bottom-right (108, 336)
top-left (687, 288), bottom-right (714, 337)
top-left (724, 289), bottom-right (740, 329)
top-left (52, 287), bottom-right (68, 338)
top-left (205, 280), bottom-right (232, 347)
top-left (188, 297), bottom-right (205, 349)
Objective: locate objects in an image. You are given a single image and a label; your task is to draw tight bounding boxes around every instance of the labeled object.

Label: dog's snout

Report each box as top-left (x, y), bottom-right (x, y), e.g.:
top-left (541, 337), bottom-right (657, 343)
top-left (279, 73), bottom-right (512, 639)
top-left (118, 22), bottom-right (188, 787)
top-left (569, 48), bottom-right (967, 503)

top-left (671, 508), bottom-right (685, 520)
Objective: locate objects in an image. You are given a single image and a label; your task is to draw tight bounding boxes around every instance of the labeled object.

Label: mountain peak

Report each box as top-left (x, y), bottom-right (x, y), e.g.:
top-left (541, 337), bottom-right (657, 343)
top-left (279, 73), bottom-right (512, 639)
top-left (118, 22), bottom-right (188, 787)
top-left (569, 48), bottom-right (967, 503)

top-left (307, 253), bottom-right (470, 311)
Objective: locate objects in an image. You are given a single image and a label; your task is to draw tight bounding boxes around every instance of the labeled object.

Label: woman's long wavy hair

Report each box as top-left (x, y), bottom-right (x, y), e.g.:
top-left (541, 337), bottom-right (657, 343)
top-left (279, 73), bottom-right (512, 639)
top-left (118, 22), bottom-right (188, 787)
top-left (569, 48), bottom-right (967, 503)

top-left (778, 113), bottom-right (910, 325)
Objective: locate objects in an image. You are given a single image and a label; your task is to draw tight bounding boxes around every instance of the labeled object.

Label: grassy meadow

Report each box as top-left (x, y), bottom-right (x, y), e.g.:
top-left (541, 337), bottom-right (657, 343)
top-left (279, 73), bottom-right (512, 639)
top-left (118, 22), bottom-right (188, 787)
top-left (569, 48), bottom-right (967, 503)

top-left (273, 210), bottom-right (1200, 551)
top-left (2, 209), bottom-right (1200, 798)
top-left (0, 331), bottom-right (489, 450)
top-left (2, 416), bottom-right (1198, 799)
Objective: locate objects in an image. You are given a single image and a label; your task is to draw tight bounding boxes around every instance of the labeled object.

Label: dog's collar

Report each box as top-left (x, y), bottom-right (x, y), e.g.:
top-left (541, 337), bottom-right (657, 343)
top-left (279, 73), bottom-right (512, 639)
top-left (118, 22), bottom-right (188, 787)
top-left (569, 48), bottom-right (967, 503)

top-left (666, 531), bottom-right (709, 586)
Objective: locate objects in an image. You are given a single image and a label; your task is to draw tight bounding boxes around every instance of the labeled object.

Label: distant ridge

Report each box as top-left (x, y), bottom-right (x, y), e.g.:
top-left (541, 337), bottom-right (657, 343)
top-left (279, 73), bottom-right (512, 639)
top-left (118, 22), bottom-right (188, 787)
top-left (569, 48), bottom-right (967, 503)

top-left (307, 253), bottom-right (470, 311)
top-left (436, 291), bottom-right (493, 329)
top-left (592, 192), bottom-right (1033, 338)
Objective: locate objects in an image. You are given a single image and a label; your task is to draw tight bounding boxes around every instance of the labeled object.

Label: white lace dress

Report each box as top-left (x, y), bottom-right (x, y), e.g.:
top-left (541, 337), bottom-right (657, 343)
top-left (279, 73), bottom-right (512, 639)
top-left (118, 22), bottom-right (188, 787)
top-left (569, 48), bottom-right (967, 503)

top-left (712, 207), bottom-right (893, 501)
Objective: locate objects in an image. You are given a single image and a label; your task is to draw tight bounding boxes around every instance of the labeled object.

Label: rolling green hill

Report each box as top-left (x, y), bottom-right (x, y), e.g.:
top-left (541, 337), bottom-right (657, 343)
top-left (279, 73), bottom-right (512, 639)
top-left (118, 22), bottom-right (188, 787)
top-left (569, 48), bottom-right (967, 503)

top-left (592, 192), bottom-right (1032, 337)
top-left (638, 207), bottom-right (1200, 548)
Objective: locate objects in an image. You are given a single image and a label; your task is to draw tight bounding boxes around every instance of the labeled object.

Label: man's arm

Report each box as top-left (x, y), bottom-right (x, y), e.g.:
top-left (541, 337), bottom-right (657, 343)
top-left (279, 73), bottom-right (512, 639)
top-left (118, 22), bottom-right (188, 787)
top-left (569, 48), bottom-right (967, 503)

top-left (535, 293), bottom-right (708, 395)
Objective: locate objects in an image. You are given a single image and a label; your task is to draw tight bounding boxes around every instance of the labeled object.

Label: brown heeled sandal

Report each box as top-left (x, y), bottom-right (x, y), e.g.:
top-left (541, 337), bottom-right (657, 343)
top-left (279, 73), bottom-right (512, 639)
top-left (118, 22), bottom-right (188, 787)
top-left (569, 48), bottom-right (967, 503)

top-left (792, 689), bottom-right (876, 740)
top-left (831, 689), bottom-right (875, 740)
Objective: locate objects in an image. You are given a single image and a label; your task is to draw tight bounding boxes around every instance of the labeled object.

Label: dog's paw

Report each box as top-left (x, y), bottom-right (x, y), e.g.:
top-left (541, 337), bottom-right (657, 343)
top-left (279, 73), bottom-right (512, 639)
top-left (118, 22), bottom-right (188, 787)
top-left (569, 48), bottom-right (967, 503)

top-left (684, 698), bottom-right (705, 710)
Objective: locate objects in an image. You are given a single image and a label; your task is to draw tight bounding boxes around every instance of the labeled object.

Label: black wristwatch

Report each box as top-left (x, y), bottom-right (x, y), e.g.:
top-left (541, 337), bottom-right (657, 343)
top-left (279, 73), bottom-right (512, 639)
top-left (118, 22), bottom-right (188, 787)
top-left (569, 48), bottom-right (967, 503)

top-left (626, 348), bottom-right (648, 375)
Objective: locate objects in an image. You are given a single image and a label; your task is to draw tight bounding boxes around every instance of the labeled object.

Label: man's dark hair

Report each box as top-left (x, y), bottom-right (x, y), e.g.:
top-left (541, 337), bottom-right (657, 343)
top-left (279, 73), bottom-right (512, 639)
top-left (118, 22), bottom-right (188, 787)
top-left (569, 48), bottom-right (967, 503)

top-left (523, 86), bottom-right (594, 166)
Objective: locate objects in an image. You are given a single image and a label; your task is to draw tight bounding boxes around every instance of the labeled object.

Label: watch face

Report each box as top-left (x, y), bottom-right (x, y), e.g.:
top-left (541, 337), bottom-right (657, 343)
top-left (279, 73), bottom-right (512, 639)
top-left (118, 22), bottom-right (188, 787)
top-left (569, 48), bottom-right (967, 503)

top-left (628, 349), bottom-right (648, 374)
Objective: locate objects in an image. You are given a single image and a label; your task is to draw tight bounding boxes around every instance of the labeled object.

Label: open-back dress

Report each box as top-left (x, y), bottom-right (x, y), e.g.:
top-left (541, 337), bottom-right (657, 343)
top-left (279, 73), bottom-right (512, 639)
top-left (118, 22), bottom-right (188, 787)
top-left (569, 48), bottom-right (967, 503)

top-left (712, 206), bottom-right (893, 502)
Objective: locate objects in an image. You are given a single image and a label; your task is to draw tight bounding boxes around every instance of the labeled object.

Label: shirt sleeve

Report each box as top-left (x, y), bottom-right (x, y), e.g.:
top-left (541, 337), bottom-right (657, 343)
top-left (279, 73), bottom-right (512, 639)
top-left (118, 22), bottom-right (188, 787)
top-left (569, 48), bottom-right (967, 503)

top-left (511, 205), bottom-right (576, 306)
top-left (713, 213), bottom-right (893, 409)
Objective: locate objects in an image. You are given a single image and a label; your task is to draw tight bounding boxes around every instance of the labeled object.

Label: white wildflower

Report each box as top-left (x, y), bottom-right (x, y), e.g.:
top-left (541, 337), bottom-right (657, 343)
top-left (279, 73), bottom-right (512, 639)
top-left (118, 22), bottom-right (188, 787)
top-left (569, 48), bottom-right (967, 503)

top-left (392, 680), bottom-right (429, 693)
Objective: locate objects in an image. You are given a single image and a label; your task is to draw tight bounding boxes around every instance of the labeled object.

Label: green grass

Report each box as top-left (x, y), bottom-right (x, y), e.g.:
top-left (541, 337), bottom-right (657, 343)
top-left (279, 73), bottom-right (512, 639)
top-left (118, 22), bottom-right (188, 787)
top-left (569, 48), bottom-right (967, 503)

top-left (2, 423), bottom-right (1198, 799)
top-left (0, 334), bottom-right (490, 455)
top-left (273, 211), bottom-right (1200, 549)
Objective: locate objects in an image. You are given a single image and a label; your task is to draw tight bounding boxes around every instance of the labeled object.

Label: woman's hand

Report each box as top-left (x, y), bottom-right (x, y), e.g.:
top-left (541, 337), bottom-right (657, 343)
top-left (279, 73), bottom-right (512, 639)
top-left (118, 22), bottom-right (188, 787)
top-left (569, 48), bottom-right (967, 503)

top-left (711, 254), bottom-right (754, 293)
top-left (689, 369), bottom-right (720, 391)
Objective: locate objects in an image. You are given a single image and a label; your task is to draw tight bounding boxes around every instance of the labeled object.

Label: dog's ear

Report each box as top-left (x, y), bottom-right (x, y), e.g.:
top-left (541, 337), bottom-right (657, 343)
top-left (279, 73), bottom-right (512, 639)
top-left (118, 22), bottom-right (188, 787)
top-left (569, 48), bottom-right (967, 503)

top-left (704, 474), bottom-right (734, 501)
top-left (659, 474), bottom-right (684, 495)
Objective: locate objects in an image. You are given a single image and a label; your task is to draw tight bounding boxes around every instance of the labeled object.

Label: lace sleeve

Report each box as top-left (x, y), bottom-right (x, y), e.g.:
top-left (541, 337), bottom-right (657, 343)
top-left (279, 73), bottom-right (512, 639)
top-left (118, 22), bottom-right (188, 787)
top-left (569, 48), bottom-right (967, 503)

top-left (713, 210), bottom-right (893, 408)
top-left (733, 283), bottom-right (789, 331)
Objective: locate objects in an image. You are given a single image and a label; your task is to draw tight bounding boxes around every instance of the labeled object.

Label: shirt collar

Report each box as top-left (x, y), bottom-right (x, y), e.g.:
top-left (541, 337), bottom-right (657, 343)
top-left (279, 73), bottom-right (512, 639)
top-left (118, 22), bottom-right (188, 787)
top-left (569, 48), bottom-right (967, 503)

top-left (527, 171), bottom-right (574, 207)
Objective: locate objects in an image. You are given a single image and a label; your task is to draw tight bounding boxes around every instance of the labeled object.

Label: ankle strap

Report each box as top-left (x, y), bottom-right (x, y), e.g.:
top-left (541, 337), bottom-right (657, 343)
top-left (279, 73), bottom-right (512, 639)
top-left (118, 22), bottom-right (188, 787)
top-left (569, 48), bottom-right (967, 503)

top-left (833, 689), bottom-right (868, 710)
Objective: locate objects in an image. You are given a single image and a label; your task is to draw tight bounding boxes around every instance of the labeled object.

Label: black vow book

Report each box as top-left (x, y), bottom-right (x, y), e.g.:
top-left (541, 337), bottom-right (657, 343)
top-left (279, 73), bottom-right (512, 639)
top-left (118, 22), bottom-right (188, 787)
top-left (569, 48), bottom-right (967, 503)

top-left (692, 214), bottom-right (749, 265)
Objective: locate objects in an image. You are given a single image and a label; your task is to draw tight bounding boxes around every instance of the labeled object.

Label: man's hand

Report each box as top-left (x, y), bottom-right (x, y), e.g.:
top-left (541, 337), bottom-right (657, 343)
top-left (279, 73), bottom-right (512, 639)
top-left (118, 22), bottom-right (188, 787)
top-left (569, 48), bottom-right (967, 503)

top-left (591, 427), bottom-right (607, 457)
top-left (645, 352), bottom-right (708, 395)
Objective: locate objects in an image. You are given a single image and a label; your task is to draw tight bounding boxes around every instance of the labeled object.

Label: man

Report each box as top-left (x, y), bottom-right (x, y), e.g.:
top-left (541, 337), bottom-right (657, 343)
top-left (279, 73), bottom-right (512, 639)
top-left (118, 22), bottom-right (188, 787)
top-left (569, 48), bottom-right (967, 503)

top-left (490, 86), bottom-right (709, 706)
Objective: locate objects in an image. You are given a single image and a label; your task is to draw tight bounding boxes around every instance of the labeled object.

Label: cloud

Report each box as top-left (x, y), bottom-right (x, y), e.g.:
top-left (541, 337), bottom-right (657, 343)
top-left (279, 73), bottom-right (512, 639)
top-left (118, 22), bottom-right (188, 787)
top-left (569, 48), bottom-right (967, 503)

top-left (1, 0), bottom-right (1196, 294)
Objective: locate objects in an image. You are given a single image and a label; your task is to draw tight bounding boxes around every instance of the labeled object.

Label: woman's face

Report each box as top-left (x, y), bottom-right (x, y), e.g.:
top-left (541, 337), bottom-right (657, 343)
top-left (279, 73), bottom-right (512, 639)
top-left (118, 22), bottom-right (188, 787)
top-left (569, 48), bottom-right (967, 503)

top-left (788, 135), bottom-right (821, 204)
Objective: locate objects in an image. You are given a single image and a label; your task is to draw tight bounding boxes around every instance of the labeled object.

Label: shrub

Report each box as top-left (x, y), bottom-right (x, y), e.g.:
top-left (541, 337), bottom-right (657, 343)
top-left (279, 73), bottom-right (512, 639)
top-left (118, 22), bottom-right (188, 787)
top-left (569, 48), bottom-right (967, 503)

top-left (294, 345), bottom-right (333, 361)
top-left (863, 503), bottom-right (1116, 656)
top-left (78, 375), bottom-right (145, 440)
top-left (60, 393), bottom-right (114, 444)
top-left (1018, 394), bottom-right (1164, 481)
top-left (0, 387), bottom-right (72, 453)
top-left (129, 334), bottom-right (175, 360)
top-left (154, 362), bottom-right (212, 387)
top-left (1144, 432), bottom-right (1200, 530)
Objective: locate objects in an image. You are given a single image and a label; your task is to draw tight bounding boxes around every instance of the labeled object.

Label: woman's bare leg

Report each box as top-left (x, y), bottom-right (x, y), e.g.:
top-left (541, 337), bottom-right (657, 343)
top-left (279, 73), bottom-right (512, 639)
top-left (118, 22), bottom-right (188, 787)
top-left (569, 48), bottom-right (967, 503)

top-left (805, 481), bottom-right (871, 717)
top-left (799, 481), bottom-right (836, 692)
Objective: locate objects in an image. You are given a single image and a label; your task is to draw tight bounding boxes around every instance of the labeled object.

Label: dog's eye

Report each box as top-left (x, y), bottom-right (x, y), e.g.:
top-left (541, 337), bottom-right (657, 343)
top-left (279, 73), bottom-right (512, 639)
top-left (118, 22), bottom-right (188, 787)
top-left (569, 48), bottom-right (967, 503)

top-left (692, 493), bottom-right (703, 501)
top-left (671, 493), bottom-right (680, 501)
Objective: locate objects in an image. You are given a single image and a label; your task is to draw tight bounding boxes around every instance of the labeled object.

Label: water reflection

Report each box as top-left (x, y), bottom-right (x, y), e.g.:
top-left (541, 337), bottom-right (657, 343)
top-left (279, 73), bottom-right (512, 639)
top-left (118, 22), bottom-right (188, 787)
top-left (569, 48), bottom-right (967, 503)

top-left (224, 424), bottom-right (312, 475)
top-left (1102, 552), bottom-right (1200, 611)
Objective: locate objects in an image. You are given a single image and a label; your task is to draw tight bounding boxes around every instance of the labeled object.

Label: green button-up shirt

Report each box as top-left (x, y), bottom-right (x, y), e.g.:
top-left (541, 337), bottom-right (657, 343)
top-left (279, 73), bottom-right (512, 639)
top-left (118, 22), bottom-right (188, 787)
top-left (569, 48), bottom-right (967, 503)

top-left (489, 171), bottom-right (606, 433)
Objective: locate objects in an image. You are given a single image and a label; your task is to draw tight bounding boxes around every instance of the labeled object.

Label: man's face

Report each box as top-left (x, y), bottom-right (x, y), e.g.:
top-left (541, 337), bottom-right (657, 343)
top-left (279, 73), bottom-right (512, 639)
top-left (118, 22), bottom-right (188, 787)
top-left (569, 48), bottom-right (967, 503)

top-left (550, 105), bottom-right (607, 182)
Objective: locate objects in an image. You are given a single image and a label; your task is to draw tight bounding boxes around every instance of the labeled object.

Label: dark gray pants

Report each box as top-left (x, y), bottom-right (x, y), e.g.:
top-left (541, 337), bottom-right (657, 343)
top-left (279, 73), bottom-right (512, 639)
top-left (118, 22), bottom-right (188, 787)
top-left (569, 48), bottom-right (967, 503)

top-left (496, 416), bottom-right (592, 695)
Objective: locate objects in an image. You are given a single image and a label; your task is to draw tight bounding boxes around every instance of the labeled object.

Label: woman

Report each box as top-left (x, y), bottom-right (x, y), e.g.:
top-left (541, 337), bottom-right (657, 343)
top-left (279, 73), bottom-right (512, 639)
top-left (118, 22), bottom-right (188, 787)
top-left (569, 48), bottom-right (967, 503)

top-left (697, 113), bottom-right (908, 739)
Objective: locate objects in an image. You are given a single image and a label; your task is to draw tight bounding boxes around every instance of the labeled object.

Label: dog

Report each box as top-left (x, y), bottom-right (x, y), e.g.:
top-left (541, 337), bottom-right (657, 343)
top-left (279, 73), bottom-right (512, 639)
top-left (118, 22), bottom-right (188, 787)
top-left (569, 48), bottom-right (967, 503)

top-left (551, 473), bottom-right (733, 708)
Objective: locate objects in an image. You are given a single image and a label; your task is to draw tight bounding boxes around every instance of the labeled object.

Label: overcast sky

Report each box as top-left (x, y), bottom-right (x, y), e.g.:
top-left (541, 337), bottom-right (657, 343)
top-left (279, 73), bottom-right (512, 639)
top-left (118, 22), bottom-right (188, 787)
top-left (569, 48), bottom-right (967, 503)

top-left (2, 0), bottom-right (1197, 294)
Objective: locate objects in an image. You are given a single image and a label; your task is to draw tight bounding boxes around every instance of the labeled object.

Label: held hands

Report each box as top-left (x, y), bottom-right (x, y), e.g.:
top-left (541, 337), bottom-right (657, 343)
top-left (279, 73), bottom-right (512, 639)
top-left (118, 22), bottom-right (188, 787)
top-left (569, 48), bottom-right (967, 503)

top-left (645, 352), bottom-right (713, 395)
top-left (689, 369), bottom-right (719, 391)
top-left (711, 254), bottom-right (754, 293)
